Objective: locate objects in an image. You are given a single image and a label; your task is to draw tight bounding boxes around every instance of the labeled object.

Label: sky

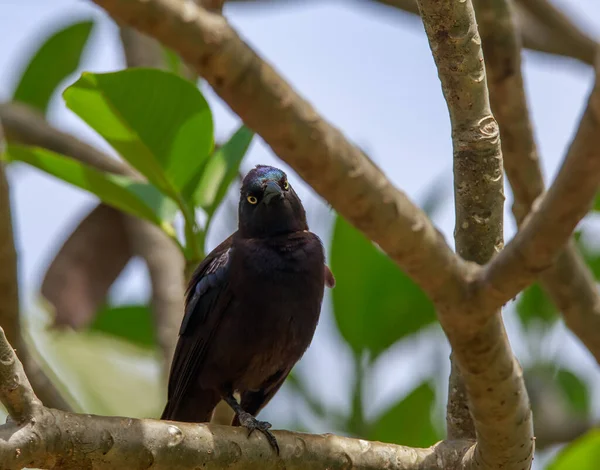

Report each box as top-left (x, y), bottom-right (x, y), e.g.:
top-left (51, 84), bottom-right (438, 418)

top-left (1, 0), bottom-right (599, 464)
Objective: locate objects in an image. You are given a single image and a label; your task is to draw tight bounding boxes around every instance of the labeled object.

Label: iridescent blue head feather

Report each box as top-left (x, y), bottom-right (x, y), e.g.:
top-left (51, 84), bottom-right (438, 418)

top-left (239, 165), bottom-right (307, 238)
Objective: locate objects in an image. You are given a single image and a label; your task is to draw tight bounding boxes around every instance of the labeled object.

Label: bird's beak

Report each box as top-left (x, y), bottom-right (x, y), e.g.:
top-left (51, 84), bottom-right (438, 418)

top-left (262, 181), bottom-right (284, 205)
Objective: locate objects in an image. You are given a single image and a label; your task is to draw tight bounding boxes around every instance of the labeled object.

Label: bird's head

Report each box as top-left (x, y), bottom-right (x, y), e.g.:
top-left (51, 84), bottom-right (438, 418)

top-left (238, 165), bottom-right (308, 238)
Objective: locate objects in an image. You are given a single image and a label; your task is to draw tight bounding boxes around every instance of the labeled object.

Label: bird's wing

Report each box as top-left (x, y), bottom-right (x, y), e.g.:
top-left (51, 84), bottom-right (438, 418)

top-left (163, 235), bottom-right (235, 417)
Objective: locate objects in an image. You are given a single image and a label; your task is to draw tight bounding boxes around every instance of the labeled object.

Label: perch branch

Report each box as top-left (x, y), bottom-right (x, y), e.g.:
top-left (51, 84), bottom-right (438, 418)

top-left (0, 326), bottom-right (479, 470)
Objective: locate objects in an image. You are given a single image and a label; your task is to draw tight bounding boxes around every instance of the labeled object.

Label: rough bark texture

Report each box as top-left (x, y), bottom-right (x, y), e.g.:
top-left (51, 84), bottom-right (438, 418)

top-left (415, 0), bottom-right (504, 441)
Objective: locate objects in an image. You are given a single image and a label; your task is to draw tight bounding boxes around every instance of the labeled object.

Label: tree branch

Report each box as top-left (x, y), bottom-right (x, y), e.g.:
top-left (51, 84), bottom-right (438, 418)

top-left (0, 326), bottom-right (476, 470)
top-left (473, 0), bottom-right (600, 366)
top-left (415, 0), bottom-right (504, 443)
top-left (0, 110), bottom-right (73, 413)
top-left (416, 1), bottom-right (533, 468)
top-left (481, 58), bottom-right (600, 310)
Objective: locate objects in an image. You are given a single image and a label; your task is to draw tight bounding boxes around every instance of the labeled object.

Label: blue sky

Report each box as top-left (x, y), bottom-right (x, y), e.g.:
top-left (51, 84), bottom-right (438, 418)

top-left (1, 0), bottom-right (599, 462)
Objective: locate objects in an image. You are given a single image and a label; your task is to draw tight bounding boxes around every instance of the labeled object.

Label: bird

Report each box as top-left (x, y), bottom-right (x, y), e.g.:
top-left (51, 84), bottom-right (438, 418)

top-left (161, 164), bottom-right (335, 453)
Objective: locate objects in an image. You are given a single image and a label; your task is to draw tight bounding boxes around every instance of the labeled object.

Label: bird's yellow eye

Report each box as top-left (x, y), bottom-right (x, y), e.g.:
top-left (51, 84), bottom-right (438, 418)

top-left (247, 195), bottom-right (258, 204)
top-left (283, 180), bottom-right (289, 190)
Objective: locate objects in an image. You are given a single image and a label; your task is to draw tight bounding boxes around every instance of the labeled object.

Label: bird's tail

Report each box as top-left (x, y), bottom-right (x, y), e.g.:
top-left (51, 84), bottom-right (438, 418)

top-left (161, 388), bottom-right (220, 423)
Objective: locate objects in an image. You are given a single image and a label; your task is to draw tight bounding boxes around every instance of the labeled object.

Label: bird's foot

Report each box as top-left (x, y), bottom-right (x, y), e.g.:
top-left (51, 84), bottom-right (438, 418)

top-left (237, 411), bottom-right (279, 454)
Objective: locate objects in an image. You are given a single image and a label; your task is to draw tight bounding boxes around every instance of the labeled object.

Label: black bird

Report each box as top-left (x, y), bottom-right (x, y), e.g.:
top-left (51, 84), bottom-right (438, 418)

top-left (161, 165), bottom-right (334, 452)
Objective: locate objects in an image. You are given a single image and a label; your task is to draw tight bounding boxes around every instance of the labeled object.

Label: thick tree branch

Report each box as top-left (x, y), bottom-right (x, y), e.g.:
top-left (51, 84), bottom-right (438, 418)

top-left (0, 112), bottom-right (73, 413)
top-left (481, 61), bottom-right (600, 310)
top-left (416, 2), bottom-right (532, 468)
top-left (416, 0), bottom-right (504, 443)
top-left (0, 326), bottom-right (477, 470)
top-left (474, 0), bottom-right (600, 366)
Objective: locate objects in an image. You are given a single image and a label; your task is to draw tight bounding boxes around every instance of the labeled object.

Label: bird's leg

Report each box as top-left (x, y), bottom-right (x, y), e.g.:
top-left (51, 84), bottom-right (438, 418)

top-left (222, 392), bottom-right (280, 454)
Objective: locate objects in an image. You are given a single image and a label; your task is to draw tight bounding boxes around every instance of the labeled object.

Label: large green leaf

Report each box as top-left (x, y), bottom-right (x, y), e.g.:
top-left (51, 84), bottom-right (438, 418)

top-left (330, 216), bottom-right (436, 358)
top-left (187, 125), bottom-right (254, 215)
top-left (13, 20), bottom-right (94, 114)
top-left (548, 430), bottom-right (600, 470)
top-left (516, 282), bottom-right (557, 329)
top-left (90, 304), bottom-right (156, 349)
top-left (369, 382), bottom-right (440, 447)
top-left (556, 368), bottom-right (590, 415)
top-left (63, 68), bottom-right (214, 196)
top-left (3, 144), bottom-right (178, 231)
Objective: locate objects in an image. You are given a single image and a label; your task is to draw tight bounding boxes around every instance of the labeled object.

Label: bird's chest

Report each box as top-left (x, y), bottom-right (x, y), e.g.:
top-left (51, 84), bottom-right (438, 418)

top-left (229, 239), bottom-right (325, 356)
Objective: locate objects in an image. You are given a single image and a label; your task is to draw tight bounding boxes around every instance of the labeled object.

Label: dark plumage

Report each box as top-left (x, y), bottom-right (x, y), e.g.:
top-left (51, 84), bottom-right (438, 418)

top-left (161, 165), bottom-right (334, 452)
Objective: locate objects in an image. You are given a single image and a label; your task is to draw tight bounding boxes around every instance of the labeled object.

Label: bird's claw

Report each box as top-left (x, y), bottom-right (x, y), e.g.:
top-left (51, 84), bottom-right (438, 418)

top-left (238, 412), bottom-right (279, 454)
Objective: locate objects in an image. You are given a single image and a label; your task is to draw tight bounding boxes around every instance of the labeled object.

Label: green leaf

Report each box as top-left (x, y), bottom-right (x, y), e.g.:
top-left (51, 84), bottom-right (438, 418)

top-left (556, 369), bottom-right (590, 415)
top-left (330, 215), bottom-right (436, 358)
top-left (63, 68), bottom-right (214, 196)
top-left (3, 144), bottom-right (178, 231)
top-left (369, 382), bottom-right (440, 447)
top-left (13, 21), bottom-right (94, 114)
top-left (516, 282), bottom-right (558, 329)
top-left (548, 430), bottom-right (600, 470)
top-left (188, 125), bottom-right (254, 215)
top-left (89, 304), bottom-right (156, 349)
